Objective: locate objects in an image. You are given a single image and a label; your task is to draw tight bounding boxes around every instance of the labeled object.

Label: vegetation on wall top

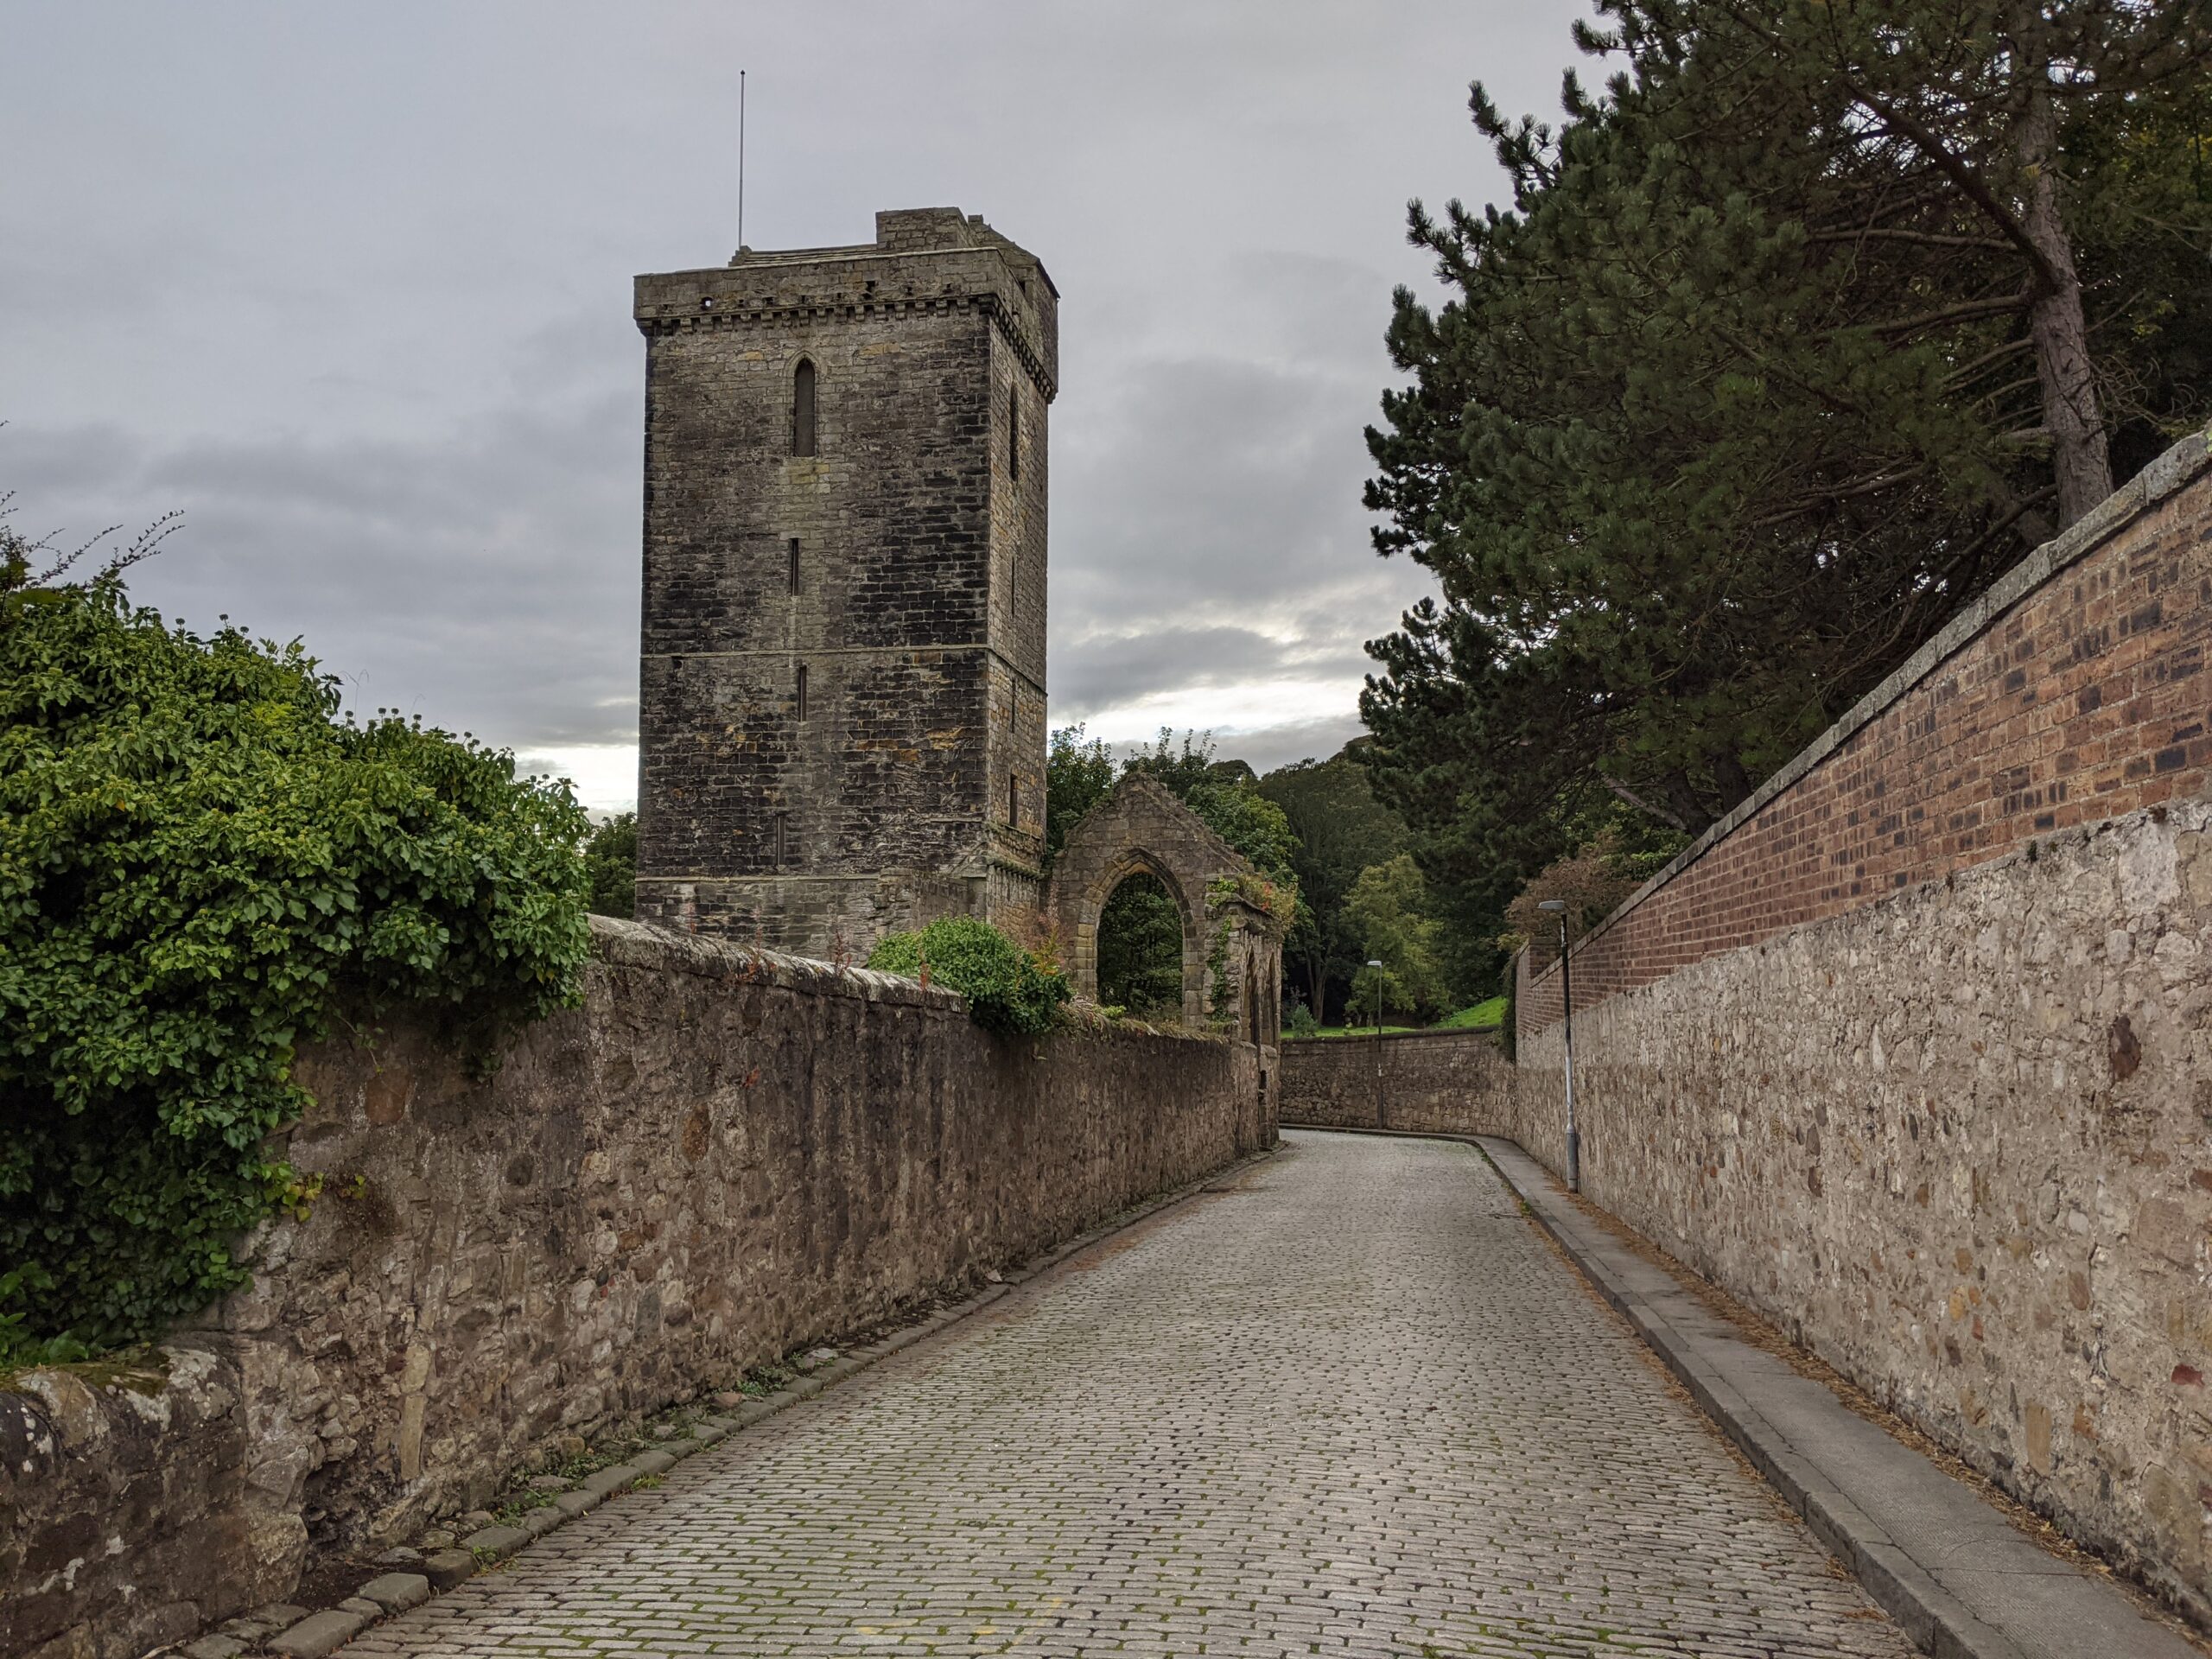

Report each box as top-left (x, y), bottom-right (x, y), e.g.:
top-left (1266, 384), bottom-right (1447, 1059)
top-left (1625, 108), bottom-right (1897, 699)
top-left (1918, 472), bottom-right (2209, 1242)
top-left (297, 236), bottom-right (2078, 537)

top-left (866, 916), bottom-right (1070, 1039)
top-left (0, 527), bottom-right (592, 1362)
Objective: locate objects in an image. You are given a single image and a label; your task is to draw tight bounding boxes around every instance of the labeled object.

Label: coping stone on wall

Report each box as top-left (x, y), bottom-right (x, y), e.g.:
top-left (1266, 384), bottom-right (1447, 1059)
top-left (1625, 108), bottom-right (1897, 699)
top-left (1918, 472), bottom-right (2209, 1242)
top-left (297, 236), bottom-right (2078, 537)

top-left (1527, 424), bottom-right (2212, 997)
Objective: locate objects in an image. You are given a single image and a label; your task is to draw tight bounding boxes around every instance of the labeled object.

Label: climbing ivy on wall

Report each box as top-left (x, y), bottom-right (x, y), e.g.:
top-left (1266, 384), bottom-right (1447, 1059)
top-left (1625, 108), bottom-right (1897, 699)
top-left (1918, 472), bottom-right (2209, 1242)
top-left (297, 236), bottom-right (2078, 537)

top-left (0, 550), bottom-right (592, 1360)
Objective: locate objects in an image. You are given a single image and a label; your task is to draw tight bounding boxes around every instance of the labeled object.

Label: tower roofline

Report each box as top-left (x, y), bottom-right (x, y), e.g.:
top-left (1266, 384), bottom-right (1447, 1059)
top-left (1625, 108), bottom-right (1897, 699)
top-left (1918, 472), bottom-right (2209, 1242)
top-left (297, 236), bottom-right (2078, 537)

top-left (633, 206), bottom-right (1058, 397)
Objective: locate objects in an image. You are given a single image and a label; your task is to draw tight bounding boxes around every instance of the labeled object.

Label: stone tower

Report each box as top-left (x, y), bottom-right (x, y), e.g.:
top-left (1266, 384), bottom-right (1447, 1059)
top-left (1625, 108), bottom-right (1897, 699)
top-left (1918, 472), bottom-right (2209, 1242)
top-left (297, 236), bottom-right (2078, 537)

top-left (632, 207), bottom-right (1056, 958)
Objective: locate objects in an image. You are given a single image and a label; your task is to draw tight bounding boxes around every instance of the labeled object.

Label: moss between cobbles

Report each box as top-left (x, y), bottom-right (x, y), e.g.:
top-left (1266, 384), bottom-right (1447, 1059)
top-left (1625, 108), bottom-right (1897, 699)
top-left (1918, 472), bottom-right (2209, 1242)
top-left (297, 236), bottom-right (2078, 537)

top-left (484, 1351), bottom-right (821, 1525)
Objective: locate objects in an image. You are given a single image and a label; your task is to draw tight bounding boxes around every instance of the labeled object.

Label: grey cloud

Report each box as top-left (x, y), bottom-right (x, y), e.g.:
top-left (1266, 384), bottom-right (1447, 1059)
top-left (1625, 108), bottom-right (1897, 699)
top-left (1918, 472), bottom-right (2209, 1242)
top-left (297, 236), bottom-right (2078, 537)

top-left (2, 0), bottom-right (1594, 802)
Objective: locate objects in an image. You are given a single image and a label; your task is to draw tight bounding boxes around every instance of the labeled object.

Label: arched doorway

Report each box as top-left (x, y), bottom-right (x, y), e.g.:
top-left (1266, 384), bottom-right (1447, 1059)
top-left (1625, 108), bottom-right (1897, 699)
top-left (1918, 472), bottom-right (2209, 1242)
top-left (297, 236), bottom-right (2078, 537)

top-left (1096, 867), bottom-right (1187, 1020)
top-left (1046, 774), bottom-right (1284, 1043)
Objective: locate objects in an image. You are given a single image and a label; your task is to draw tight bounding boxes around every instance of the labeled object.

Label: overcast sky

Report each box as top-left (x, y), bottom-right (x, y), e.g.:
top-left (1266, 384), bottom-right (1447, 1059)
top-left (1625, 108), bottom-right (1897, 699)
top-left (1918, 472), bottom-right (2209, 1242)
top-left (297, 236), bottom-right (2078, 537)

top-left (2, 1), bottom-right (1592, 811)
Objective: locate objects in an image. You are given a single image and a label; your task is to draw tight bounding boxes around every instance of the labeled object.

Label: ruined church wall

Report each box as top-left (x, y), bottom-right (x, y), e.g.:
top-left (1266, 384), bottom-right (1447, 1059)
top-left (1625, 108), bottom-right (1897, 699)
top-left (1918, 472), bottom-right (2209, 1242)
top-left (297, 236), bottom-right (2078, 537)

top-left (2, 917), bottom-right (1269, 1659)
top-left (1508, 434), bottom-right (2212, 1622)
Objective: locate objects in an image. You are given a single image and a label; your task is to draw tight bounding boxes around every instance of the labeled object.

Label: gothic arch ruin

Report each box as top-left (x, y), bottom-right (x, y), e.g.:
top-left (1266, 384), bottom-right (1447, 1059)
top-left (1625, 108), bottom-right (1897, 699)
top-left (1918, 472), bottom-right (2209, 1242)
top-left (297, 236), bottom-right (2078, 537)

top-left (1047, 773), bottom-right (1285, 1046)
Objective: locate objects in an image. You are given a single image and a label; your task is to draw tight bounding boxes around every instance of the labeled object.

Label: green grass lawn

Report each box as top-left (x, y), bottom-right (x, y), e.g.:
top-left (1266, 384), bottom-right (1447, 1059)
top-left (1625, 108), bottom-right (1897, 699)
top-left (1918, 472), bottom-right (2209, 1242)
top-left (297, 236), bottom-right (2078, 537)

top-left (1294, 995), bottom-right (1506, 1039)
top-left (1434, 995), bottom-right (1508, 1031)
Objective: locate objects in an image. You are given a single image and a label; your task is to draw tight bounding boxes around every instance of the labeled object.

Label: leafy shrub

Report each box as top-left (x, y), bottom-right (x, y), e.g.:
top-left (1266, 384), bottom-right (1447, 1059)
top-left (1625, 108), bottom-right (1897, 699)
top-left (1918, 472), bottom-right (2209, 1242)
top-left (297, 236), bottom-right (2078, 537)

top-left (583, 810), bottom-right (638, 918)
top-left (1285, 999), bottom-right (1319, 1039)
top-left (866, 917), bottom-right (1068, 1039)
top-left (0, 567), bottom-right (591, 1358)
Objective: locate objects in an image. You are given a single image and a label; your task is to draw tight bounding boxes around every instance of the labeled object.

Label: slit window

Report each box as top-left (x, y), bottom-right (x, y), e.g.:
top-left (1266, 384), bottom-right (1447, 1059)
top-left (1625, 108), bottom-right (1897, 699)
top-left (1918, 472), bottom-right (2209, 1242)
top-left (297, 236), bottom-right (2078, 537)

top-left (772, 810), bottom-right (788, 869)
top-left (787, 537), bottom-right (800, 595)
top-left (1007, 772), bottom-right (1019, 827)
top-left (792, 359), bottom-right (817, 456)
top-left (1007, 386), bottom-right (1020, 482)
top-left (795, 664), bottom-right (809, 719)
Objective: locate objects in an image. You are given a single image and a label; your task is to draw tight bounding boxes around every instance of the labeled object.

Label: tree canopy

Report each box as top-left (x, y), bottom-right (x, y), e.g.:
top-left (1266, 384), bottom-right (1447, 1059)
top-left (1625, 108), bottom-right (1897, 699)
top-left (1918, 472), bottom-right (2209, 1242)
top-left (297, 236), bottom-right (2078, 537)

top-left (1361, 0), bottom-right (2211, 952)
top-left (1, 538), bottom-right (590, 1357)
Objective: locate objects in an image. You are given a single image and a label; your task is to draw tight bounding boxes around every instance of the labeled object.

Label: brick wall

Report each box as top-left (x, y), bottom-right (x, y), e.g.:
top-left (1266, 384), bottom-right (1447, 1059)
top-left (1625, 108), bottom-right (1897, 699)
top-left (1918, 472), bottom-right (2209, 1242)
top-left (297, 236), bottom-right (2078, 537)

top-left (1520, 434), bottom-right (2212, 1039)
top-left (1, 917), bottom-right (1269, 1659)
top-left (1280, 1030), bottom-right (1510, 1135)
top-left (1506, 430), bottom-right (2212, 1624)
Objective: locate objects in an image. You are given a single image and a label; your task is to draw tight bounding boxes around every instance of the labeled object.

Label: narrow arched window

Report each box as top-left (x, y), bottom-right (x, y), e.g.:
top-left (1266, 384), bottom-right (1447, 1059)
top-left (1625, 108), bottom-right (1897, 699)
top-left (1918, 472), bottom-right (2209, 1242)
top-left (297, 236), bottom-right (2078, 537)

top-left (1007, 385), bottom-right (1020, 482)
top-left (792, 359), bottom-right (817, 456)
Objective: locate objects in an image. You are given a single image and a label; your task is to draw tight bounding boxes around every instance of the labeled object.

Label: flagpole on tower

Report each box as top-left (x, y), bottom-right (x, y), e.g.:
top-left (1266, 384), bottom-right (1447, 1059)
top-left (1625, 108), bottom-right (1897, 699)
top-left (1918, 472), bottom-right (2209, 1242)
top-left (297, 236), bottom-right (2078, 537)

top-left (737, 69), bottom-right (747, 252)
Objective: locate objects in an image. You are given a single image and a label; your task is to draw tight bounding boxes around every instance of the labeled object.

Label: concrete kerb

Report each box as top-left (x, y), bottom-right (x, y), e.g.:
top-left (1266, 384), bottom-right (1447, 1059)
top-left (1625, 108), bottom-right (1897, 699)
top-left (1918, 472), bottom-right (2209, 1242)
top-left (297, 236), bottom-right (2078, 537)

top-left (239, 1142), bottom-right (1280, 1657)
top-left (1462, 1131), bottom-right (2204, 1659)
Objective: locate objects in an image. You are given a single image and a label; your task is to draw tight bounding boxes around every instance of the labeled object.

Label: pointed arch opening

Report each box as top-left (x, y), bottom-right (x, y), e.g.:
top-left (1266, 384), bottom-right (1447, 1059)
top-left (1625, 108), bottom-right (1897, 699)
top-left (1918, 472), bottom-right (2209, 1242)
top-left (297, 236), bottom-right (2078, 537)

top-left (791, 359), bottom-right (817, 456)
top-left (1096, 868), bottom-right (1184, 1020)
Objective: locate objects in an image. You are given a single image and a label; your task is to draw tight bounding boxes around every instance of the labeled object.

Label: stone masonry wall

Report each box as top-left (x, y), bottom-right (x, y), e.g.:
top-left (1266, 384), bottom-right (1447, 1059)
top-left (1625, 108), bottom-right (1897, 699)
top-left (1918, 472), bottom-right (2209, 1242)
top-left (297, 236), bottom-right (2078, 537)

top-left (1506, 432), bottom-right (2212, 1624)
top-left (2, 916), bottom-right (1268, 1659)
top-left (632, 208), bottom-right (1055, 960)
top-left (1280, 1030), bottom-right (1510, 1135)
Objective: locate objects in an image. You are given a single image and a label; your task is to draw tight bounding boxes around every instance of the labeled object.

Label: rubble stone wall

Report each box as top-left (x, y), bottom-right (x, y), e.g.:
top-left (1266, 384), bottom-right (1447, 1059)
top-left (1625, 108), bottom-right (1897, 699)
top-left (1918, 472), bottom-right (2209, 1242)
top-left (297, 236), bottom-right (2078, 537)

top-left (1506, 433), bottom-right (2212, 1624)
top-left (1280, 1030), bottom-right (1510, 1135)
top-left (2, 917), bottom-right (1268, 1659)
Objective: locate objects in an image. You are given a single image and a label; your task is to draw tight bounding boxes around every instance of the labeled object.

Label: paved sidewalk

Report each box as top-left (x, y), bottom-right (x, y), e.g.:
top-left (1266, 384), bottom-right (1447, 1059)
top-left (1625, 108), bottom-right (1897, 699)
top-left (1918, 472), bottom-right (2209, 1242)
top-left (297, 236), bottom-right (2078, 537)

top-left (355, 1131), bottom-right (1913, 1657)
top-left (1480, 1135), bottom-right (2204, 1659)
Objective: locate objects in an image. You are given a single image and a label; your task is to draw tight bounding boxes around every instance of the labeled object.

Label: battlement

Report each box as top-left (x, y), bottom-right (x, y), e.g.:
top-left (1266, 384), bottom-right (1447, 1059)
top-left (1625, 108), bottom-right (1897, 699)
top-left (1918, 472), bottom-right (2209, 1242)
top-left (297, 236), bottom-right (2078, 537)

top-left (632, 207), bottom-right (1053, 959)
top-left (633, 207), bottom-right (1057, 397)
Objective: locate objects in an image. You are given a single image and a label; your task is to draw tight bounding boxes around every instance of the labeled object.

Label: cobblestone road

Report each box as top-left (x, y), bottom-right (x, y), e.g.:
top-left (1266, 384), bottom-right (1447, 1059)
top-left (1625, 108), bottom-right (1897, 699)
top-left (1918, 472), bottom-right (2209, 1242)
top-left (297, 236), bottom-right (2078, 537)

top-left (356, 1131), bottom-right (1913, 1657)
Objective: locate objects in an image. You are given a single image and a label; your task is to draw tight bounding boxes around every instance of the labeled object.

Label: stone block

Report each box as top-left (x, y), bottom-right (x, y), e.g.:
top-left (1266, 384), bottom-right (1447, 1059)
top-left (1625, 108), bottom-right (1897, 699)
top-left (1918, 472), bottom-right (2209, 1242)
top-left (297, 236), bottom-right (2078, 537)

top-left (461, 1523), bottom-right (531, 1561)
top-left (267, 1609), bottom-right (372, 1659)
top-left (358, 1572), bottom-right (432, 1613)
top-left (422, 1548), bottom-right (478, 1591)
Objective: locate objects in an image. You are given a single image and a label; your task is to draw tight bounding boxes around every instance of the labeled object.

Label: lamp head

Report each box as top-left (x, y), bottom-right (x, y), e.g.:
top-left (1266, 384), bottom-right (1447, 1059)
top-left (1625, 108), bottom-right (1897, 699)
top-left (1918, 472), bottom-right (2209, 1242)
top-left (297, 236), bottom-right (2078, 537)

top-left (1536, 899), bottom-right (1567, 912)
top-left (1365, 959), bottom-right (1383, 969)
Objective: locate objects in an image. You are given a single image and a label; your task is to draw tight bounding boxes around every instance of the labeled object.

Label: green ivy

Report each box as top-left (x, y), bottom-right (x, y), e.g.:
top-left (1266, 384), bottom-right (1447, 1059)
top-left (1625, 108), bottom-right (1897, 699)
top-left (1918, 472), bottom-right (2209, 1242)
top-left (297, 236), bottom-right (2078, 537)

top-left (866, 918), bottom-right (1069, 1039)
top-left (0, 569), bottom-right (591, 1358)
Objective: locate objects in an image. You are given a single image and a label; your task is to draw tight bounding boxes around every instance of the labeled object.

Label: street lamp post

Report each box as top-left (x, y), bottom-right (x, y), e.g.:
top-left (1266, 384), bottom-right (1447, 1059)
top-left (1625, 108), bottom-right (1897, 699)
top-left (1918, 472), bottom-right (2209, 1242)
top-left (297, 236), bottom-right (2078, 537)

top-left (1536, 901), bottom-right (1580, 1192)
top-left (1366, 958), bottom-right (1385, 1129)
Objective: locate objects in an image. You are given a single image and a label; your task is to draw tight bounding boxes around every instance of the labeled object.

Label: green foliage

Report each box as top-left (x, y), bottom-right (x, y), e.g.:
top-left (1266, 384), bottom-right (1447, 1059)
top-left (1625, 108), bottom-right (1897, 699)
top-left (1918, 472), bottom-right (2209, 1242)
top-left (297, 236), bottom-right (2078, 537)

top-left (1285, 1000), bottom-right (1319, 1039)
top-left (1046, 724), bottom-right (1116, 864)
top-left (1096, 873), bottom-right (1183, 1018)
top-left (866, 917), bottom-right (1070, 1039)
top-left (1344, 855), bottom-right (1451, 1023)
top-left (583, 810), bottom-right (638, 919)
top-left (1361, 0), bottom-right (2210, 969)
top-left (1256, 743), bottom-right (1412, 1019)
top-left (1434, 996), bottom-right (1507, 1032)
top-left (0, 564), bottom-right (591, 1358)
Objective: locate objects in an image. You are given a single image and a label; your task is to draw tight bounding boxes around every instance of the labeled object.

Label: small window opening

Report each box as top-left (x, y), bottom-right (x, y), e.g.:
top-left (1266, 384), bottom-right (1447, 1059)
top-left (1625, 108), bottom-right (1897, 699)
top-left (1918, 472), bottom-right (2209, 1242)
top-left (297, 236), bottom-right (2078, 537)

top-left (1007, 386), bottom-right (1020, 483)
top-left (787, 537), bottom-right (800, 595)
top-left (1007, 771), bottom-right (1019, 827)
top-left (796, 664), bottom-right (809, 719)
top-left (772, 811), bottom-right (788, 869)
top-left (792, 359), bottom-right (817, 456)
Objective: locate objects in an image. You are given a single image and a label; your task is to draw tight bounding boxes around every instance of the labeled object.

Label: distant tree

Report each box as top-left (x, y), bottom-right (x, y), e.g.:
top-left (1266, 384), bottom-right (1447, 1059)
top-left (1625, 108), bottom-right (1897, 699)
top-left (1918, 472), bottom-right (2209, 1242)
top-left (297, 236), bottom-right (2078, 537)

top-left (1362, 0), bottom-right (2210, 960)
top-left (1344, 855), bottom-right (1451, 1023)
top-left (1258, 745), bottom-right (1411, 1020)
top-left (583, 811), bottom-right (637, 919)
top-left (1045, 724), bottom-right (1116, 863)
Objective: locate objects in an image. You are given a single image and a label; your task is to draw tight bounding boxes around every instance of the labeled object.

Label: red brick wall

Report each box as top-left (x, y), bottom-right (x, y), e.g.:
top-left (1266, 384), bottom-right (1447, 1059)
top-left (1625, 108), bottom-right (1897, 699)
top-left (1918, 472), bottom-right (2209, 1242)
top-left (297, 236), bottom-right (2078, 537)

top-left (1521, 436), bottom-right (2212, 1039)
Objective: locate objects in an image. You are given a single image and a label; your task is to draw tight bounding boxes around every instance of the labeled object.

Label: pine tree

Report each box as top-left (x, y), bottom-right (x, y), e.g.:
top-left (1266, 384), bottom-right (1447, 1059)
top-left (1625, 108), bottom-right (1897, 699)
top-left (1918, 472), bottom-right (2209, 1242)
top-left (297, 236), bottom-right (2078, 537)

top-left (1361, 0), bottom-right (2211, 927)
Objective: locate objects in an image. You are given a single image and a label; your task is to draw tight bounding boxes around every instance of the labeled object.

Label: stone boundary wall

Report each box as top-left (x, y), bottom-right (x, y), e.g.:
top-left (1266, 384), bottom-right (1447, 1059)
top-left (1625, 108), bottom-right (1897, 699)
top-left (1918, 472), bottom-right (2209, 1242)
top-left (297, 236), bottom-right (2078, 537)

top-left (1279, 1030), bottom-right (1510, 1135)
top-left (1504, 430), bottom-right (2212, 1624)
top-left (1519, 432), bottom-right (2212, 1039)
top-left (1, 917), bottom-right (1270, 1659)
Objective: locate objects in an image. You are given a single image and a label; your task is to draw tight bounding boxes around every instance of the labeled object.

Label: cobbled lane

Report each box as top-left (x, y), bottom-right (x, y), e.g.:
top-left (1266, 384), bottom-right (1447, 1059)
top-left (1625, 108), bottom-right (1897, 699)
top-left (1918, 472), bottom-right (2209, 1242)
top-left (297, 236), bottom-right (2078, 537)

top-left (354, 1130), bottom-right (1914, 1658)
